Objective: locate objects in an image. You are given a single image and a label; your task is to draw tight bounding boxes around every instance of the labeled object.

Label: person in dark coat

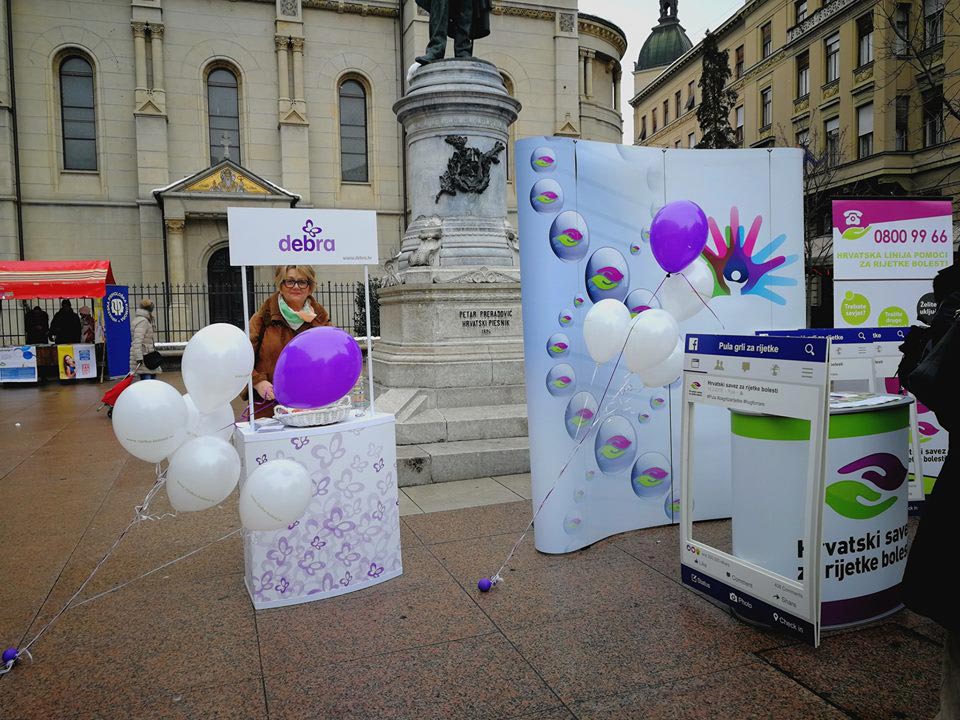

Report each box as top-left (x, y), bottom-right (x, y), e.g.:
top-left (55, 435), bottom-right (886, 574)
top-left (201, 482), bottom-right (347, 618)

top-left (24, 304), bottom-right (50, 345)
top-left (49, 299), bottom-right (81, 344)
top-left (415, 0), bottom-right (491, 65)
top-left (900, 263), bottom-right (960, 719)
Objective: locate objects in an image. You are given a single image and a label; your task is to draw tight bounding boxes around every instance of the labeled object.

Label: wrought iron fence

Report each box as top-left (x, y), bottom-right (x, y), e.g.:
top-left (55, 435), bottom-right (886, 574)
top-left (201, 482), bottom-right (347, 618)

top-left (0, 281), bottom-right (380, 346)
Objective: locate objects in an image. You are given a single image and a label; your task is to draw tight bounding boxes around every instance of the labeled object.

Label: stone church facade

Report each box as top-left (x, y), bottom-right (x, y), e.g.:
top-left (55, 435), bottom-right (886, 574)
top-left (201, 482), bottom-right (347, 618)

top-left (0, 0), bottom-right (625, 291)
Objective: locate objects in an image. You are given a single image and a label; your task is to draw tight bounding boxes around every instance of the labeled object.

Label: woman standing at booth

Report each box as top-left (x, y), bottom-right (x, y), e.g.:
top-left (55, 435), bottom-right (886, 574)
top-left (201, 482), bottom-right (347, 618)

top-left (248, 265), bottom-right (331, 412)
top-left (130, 299), bottom-right (161, 380)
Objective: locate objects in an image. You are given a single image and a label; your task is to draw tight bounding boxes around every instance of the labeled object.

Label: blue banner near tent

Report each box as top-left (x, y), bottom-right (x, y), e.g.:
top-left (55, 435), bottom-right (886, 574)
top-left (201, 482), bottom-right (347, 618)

top-left (103, 285), bottom-right (131, 377)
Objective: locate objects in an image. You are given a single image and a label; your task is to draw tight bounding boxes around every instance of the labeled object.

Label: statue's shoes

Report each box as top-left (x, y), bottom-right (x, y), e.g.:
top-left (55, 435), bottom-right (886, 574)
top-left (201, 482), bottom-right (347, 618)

top-left (415, 55), bottom-right (435, 66)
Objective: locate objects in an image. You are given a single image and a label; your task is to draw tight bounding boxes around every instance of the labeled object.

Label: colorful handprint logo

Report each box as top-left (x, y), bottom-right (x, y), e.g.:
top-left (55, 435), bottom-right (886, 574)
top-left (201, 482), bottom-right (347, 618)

top-left (826, 452), bottom-right (907, 520)
top-left (702, 207), bottom-right (798, 305)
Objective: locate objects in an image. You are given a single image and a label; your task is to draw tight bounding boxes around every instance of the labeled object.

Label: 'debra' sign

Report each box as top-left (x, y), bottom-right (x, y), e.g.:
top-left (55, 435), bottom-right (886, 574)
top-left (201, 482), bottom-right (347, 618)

top-left (227, 208), bottom-right (379, 266)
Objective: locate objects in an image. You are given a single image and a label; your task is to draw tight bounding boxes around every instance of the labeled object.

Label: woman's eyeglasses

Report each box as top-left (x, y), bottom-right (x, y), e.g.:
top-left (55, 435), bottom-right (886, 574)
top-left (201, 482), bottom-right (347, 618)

top-left (282, 279), bottom-right (311, 289)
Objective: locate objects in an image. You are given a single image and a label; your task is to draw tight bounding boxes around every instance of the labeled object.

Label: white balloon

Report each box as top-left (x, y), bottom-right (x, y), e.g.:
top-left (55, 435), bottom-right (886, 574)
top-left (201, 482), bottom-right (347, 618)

top-left (239, 459), bottom-right (312, 531)
top-left (182, 324), bottom-right (255, 413)
top-left (166, 436), bottom-right (241, 512)
top-left (638, 339), bottom-right (685, 388)
top-left (583, 299), bottom-right (632, 364)
top-left (659, 261), bottom-right (715, 322)
top-left (183, 394), bottom-right (235, 442)
top-left (624, 309), bottom-right (680, 374)
top-left (112, 380), bottom-right (188, 463)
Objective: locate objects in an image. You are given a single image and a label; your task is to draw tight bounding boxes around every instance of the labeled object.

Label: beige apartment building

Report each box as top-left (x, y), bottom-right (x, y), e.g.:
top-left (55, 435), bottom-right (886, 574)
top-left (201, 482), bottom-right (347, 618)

top-left (631, 0), bottom-right (958, 247)
top-left (0, 0), bottom-right (625, 307)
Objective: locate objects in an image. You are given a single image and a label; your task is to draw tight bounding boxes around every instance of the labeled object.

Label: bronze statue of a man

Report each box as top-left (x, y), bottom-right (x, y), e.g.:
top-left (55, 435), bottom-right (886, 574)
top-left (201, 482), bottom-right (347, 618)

top-left (415, 0), bottom-right (492, 65)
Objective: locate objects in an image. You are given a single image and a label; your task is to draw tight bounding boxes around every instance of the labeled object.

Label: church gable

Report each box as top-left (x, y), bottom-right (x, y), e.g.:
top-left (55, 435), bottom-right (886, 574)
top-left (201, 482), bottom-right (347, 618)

top-left (156, 160), bottom-right (295, 198)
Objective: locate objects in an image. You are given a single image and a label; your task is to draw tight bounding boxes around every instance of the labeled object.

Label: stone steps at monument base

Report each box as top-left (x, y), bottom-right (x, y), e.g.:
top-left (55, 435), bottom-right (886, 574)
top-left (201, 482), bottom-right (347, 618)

top-left (395, 404), bottom-right (528, 445)
top-left (397, 436), bottom-right (530, 486)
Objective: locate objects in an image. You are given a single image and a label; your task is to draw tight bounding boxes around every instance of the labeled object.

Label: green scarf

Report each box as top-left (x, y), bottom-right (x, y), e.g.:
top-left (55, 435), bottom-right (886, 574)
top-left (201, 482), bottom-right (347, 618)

top-left (278, 296), bottom-right (312, 330)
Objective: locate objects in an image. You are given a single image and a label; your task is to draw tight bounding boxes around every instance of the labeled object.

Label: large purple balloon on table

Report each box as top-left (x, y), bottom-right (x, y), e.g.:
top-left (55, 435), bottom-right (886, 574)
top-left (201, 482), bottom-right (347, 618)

top-left (273, 327), bottom-right (362, 409)
top-left (649, 200), bottom-right (709, 274)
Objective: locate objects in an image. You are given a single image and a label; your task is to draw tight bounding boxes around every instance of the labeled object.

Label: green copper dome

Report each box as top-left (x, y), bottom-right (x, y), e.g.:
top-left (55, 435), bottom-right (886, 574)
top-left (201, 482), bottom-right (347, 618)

top-left (636, 1), bottom-right (693, 71)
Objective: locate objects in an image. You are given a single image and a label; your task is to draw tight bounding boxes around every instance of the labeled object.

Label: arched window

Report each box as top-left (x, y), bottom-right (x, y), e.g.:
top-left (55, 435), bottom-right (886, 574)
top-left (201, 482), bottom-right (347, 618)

top-left (339, 79), bottom-right (368, 182)
top-left (207, 67), bottom-right (241, 165)
top-left (59, 55), bottom-right (97, 171)
top-left (501, 73), bottom-right (515, 181)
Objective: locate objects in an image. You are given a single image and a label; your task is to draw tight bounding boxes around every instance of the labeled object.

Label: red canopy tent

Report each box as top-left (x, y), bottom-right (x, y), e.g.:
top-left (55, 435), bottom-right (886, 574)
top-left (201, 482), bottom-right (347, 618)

top-left (0, 260), bottom-right (116, 299)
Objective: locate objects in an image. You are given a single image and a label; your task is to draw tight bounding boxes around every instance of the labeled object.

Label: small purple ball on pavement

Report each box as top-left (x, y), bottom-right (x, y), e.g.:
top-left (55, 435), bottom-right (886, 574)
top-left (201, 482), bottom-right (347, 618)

top-left (477, 578), bottom-right (492, 593)
top-left (2, 647), bottom-right (18, 664)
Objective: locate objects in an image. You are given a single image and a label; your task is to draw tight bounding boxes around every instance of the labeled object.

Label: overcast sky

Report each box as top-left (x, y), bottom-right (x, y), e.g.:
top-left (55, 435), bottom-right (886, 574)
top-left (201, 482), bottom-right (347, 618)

top-left (577, 0), bottom-right (746, 143)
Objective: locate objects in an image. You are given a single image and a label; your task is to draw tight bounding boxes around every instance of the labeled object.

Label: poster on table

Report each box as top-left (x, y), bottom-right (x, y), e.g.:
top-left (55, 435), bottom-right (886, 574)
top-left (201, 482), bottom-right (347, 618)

top-left (680, 334), bottom-right (830, 646)
top-left (0, 345), bottom-right (38, 382)
top-left (516, 139), bottom-right (806, 554)
top-left (102, 285), bottom-right (131, 377)
top-left (833, 198), bottom-right (952, 498)
top-left (57, 344), bottom-right (96, 380)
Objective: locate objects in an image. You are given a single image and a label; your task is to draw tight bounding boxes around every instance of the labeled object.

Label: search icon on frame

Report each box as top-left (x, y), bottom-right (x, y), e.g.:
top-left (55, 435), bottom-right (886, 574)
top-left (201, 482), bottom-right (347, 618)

top-left (857, 332), bottom-right (866, 341)
top-left (897, 330), bottom-right (905, 338)
top-left (804, 343), bottom-right (816, 357)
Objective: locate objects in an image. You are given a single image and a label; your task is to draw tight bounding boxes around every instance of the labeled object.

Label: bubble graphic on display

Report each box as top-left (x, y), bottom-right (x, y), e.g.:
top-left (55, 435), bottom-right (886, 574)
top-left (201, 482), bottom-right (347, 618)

top-left (630, 243), bottom-right (642, 256)
top-left (530, 179), bottom-right (563, 214)
top-left (573, 485), bottom-right (587, 503)
top-left (549, 211), bottom-right (590, 262)
top-left (585, 248), bottom-right (630, 303)
top-left (531, 146), bottom-right (557, 172)
top-left (665, 495), bottom-right (681, 522)
top-left (574, 295), bottom-right (585, 308)
top-left (563, 510), bottom-right (584, 535)
top-left (650, 395), bottom-right (666, 410)
top-left (585, 469), bottom-right (596, 482)
top-left (558, 309), bottom-right (574, 327)
top-left (624, 289), bottom-right (660, 319)
top-left (594, 415), bottom-right (637, 475)
top-left (631, 452), bottom-right (671, 498)
top-left (546, 333), bottom-right (571, 359)
top-left (546, 364), bottom-right (576, 397)
top-left (641, 228), bottom-right (651, 244)
top-left (564, 392), bottom-right (599, 440)
top-left (637, 413), bottom-right (652, 424)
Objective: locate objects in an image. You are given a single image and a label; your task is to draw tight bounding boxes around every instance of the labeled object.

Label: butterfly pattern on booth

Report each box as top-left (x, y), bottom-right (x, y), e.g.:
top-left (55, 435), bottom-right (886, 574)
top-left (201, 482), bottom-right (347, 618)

top-left (245, 428), bottom-right (401, 604)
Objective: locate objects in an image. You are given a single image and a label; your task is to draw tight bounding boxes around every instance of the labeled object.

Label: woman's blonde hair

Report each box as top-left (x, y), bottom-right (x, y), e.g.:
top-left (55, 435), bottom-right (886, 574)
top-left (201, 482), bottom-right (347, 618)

top-left (274, 265), bottom-right (317, 290)
top-left (139, 298), bottom-right (155, 312)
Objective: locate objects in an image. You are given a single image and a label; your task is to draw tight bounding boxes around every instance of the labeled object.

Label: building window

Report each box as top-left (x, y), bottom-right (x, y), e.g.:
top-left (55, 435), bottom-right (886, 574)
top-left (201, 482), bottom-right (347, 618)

top-left (339, 79), bottom-right (369, 182)
top-left (686, 80), bottom-right (696, 110)
top-left (857, 103), bottom-right (874, 158)
top-left (796, 51), bottom-right (810, 97)
top-left (857, 13), bottom-right (874, 66)
top-left (761, 23), bottom-right (772, 59)
top-left (797, 129), bottom-right (810, 148)
top-left (207, 67), bottom-right (241, 165)
top-left (923, 87), bottom-right (945, 146)
top-left (735, 105), bottom-right (744, 145)
top-left (896, 95), bottom-right (909, 151)
top-left (760, 87), bottom-right (772, 128)
top-left (825, 117), bottom-right (840, 166)
top-left (925, 0), bottom-right (944, 47)
top-left (894, 4), bottom-right (911, 55)
top-left (652, 108), bottom-right (658, 133)
top-left (675, 90), bottom-right (682, 118)
top-left (640, 115), bottom-right (648, 142)
top-left (825, 33), bottom-right (840, 83)
top-left (663, 99), bottom-right (670, 125)
top-left (795, 0), bottom-right (808, 24)
top-left (688, 132), bottom-right (696, 148)
top-left (735, 45), bottom-right (744, 78)
top-left (674, 139), bottom-right (681, 149)
top-left (59, 55), bottom-right (97, 171)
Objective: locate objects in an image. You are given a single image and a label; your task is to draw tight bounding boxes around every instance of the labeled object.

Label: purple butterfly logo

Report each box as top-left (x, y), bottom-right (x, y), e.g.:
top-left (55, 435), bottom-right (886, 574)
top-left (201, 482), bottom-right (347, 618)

top-left (374, 458), bottom-right (385, 473)
top-left (298, 551), bottom-right (326, 576)
top-left (313, 475), bottom-right (331, 498)
top-left (340, 571), bottom-right (353, 587)
top-left (274, 577), bottom-right (290, 594)
top-left (310, 535), bottom-right (326, 551)
top-left (267, 537), bottom-right (294, 566)
top-left (287, 520), bottom-right (300, 530)
top-left (255, 454), bottom-right (268, 466)
top-left (367, 562), bottom-right (385, 579)
top-left (372, 501), bottom-right (385, 521)
top-left (336, 542), bottom-right (361, 566)
top-left (323, 507), bottom-right (357, 538)
top-left (302, 219), bottom-right (322, 238)
top-left (291, 436), bottom-right (310, 451)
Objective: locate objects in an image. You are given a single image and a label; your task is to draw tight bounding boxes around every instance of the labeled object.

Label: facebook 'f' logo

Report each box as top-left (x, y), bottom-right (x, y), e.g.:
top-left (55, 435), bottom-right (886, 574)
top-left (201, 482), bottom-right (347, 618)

top-left (688, 337), bottom-right (699, 351)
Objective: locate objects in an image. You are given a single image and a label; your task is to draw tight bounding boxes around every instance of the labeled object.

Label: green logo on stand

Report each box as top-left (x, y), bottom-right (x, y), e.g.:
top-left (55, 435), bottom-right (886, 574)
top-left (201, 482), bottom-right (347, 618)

top-left (841, 225), bottom-right (871, 240)
top-left (877, 306), bottom-right (908, 327)
top-left (840, 291), bottom-right (871, 326)
top-left (826, 453), bottom-right (906, 520)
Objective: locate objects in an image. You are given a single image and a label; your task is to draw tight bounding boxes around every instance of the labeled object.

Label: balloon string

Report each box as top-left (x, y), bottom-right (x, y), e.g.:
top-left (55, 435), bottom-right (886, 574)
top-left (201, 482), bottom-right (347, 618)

top-left (240, 399), bottom-right (275, 421)
top-left (678, 272), bottom-right (725, 329)
top-left (488, 331), bottom-right (635, 585)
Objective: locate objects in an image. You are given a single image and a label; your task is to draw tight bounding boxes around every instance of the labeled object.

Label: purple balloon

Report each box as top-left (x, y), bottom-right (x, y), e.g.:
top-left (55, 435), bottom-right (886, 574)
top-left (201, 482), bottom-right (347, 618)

top-left (477, 578), bottom-right (493, 592)
top-left (273, 327), bottom-right (363, 409)
top-left (2, 647), bottom-right (18, 664)
top-left (649, 200), bottom-right (709, 274)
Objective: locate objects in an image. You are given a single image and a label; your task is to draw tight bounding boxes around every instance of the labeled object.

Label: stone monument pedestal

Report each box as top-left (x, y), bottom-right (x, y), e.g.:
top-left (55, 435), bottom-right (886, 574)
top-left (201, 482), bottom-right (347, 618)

top-left (373, 59), bottom-right (529, 485)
